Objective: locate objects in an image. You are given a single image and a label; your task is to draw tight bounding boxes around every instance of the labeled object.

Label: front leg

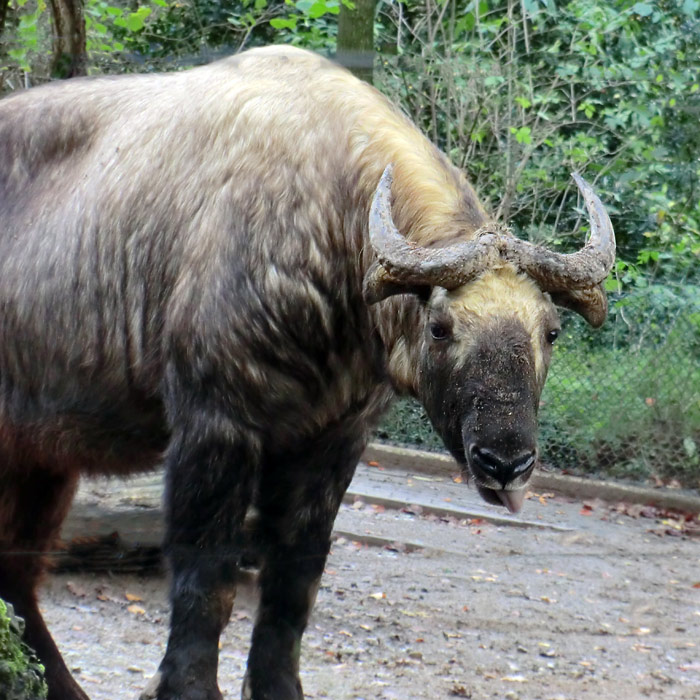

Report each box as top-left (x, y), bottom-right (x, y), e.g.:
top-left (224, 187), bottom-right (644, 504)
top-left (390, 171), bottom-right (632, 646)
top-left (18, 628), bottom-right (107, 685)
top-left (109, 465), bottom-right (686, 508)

top-left (243, 429), bottom-right (366, 700)
top-left (145, 414), bottom-right (259, 700)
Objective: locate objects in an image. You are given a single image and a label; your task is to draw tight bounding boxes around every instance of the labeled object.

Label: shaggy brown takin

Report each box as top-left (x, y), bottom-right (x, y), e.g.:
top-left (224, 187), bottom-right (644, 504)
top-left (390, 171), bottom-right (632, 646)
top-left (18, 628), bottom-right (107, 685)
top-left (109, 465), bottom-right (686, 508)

top-left (0, 45), bottom-right (615, 700)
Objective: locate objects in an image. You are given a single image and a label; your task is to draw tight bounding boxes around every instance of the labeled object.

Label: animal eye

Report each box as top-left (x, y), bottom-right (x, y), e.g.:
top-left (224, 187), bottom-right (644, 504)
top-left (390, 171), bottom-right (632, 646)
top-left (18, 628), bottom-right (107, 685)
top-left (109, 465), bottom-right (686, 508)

top-left (430, 322), bottom-right (450, 341)
top-left (547, 329), bottom-right (560, 344)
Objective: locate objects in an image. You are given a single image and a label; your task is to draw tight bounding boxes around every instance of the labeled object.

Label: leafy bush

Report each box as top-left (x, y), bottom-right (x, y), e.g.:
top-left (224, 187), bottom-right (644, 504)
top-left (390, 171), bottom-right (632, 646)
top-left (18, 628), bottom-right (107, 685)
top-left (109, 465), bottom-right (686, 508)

top-left (540, 314), bottom-right (700, 486)
top-left (0, 598), bottom-right (48, 700)
top-left (375, 0), bottom-right (700, 271)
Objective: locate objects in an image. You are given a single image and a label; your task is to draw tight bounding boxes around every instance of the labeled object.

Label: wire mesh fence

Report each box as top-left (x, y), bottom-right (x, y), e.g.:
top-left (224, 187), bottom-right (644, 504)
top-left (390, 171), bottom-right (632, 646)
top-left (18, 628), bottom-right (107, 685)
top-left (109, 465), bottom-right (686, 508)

top-left (377, 288), bottom-right (700, 491)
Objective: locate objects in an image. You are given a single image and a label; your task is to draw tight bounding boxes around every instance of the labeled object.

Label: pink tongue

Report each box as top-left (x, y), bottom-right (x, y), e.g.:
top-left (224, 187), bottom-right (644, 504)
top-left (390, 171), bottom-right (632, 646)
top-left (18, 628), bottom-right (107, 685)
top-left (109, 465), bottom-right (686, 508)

top-left (497, 489), bottom-right (526, 514)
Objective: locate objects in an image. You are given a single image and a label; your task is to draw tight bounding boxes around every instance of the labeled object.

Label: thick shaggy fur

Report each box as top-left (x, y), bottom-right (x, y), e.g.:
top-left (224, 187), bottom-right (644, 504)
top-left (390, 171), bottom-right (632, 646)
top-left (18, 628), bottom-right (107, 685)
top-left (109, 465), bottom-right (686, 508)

top-left (0, 46), bottom-right (563, 700)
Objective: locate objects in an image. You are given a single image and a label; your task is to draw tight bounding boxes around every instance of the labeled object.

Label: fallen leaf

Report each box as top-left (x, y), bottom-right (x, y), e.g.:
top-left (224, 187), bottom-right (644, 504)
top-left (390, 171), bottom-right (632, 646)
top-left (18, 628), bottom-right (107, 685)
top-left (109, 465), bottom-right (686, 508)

top-left (66, 582), bottom-right (87, 598)
top-left (367, 461), bottom-right (379, 467)
top-left (125, 593), bottom-right (143, 602)
top-left (449, 684), bottom-right (471, 697)
top-left (127, 604), bottom-right (146, 615)
top-left (402, 504), bottom-right (423, 515)
top-left (82, 676), bottom-right (102, 685)
top-left (369, 591), bottom-right (385, 600)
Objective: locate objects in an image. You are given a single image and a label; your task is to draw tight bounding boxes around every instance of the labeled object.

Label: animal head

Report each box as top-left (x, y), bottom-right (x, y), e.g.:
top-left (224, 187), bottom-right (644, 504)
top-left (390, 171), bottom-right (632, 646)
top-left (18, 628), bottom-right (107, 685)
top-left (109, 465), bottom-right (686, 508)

top-left (364, 166), bottom-right (616, 512)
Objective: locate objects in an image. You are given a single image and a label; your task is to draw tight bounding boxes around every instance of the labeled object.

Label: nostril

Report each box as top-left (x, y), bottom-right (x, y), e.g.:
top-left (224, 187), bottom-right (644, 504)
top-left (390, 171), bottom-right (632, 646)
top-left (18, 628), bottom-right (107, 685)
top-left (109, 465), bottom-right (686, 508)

top-left (469, 445), bottom-right (502, 476)
top-left (469, 445), bottom-right (537, 486)
top-left (512, 450), bottom-right (537, 477)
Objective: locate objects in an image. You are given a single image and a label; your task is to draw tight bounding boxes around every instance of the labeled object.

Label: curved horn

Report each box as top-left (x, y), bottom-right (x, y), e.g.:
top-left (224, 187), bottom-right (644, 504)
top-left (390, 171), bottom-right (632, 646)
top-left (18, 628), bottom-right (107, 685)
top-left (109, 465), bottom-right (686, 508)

top-left (503, 173), bottom-right (616, 292)
top-left (365, 165), bottom-right (502, 294)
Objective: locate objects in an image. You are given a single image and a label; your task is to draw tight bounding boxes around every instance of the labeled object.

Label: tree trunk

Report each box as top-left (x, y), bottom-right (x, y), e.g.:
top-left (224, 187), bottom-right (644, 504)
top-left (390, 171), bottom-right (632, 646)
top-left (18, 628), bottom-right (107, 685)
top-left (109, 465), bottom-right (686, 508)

top-left (0, 0), bottom-right (9, 39)
top-left (48, 0), bottom-right (87, 78)
top-left (336, 0), bottom-right (376, 84)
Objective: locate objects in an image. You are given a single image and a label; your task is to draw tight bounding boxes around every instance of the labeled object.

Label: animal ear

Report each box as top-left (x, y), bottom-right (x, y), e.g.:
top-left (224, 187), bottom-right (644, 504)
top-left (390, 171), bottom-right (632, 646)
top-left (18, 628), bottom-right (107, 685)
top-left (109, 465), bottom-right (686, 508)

top-left (363, 260), bottom-right (431, 304)
top-left (549, 283), bottom-right (608, 327)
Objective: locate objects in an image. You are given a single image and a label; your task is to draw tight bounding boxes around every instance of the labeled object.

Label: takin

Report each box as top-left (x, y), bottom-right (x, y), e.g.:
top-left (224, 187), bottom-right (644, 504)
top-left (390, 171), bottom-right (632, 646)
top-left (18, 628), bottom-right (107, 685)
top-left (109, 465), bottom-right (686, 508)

top-left (0, 45), bottom-right (615, 700)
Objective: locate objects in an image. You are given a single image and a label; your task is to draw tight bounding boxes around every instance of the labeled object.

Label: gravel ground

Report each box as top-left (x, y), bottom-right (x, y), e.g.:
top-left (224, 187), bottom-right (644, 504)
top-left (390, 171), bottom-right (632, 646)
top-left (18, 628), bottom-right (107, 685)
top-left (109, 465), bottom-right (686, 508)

top-left (40, 478), bottom-right (700, 700)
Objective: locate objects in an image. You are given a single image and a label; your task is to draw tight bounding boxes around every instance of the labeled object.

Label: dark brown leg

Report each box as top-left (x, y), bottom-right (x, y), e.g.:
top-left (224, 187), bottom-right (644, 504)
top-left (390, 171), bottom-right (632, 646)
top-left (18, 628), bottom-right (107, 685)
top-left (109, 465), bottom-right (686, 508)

top-left (0, 464), bottom-right (87, 700)
top-left (243, 427), bottom-right (365, 700)
top-left (147, 413), bottom-right (258, 700)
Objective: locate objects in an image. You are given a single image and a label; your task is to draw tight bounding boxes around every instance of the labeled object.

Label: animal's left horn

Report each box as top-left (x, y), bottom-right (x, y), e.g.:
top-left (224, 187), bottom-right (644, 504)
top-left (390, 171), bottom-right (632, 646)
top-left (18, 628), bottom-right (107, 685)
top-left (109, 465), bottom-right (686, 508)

top-left (364, 165), bottom-right (501, 302)
top-left (503, 173), bottom-right (616, 292)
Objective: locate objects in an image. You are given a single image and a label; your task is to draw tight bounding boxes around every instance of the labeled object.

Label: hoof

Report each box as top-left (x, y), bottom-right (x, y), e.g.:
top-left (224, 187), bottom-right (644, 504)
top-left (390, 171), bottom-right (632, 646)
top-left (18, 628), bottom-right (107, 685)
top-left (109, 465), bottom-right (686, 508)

top-left (240, 671), bottom-right (302, 700)
top-left (139, 671), bottom-right (161, 700)
top-left (141, 669), bottom-right (222, 700)
top-left (241, 673), bottom-right (252, 700)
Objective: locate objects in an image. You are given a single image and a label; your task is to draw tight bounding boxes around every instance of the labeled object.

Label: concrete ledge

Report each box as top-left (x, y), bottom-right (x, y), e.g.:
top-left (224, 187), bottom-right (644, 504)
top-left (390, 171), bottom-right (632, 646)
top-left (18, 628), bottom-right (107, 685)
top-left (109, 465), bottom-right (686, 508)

top-left (362, 443), bottom-right (700, 514)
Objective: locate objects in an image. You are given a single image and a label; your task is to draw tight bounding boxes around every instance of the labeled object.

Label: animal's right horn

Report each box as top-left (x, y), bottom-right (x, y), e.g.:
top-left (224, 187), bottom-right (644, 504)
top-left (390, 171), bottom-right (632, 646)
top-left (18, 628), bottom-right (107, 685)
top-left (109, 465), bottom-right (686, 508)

top-left (363, 165), bottom-right (502, 303)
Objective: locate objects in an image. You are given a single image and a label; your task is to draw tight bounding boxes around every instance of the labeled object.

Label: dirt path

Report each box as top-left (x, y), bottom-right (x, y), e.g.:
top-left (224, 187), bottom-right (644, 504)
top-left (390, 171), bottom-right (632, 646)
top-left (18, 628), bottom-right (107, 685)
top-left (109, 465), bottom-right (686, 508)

top-left (41, 467), bottom-right (700, 700)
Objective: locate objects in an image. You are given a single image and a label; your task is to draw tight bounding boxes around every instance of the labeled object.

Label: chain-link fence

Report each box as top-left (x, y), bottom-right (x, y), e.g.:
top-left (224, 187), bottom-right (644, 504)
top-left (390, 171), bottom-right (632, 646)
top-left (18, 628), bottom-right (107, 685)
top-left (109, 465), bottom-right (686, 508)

top-left (377, 288), bottom-right (700, 491)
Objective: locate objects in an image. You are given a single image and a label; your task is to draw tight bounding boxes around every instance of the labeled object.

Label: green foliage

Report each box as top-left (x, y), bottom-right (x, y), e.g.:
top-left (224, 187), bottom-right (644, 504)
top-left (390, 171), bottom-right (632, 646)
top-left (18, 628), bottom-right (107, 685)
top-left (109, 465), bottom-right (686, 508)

top-left (1, 0), bottom-right (168, 85)
top-left (374, 0), bottom-right (700, 285)
top-left (539, 320), bottom-right (700, 486)
top-left (0, 599), bottom-right (48, 700)
top-left (377, 399), bottom-right (444, 452)
top-left (2, 0), bottom-right (50, 77)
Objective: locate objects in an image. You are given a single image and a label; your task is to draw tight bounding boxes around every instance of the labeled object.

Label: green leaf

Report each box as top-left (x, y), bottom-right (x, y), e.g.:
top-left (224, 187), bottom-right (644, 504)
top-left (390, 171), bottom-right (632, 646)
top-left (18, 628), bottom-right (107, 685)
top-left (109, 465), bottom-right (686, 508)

top-left (604, 275), bottom-right (620, 293)
top-left (484, 75), bottom-right (504, 87)
top-left (510, 126), bottom-right (532, 145)
top-left (682, 0), bottom-right (698, 16)
top-left (125, 15), bottom-right (145, 31)
top-left (308, 1), bottom-right (331, 18)
top-left (270, 17), bottom-right (298, 29)
top-left (124, 7), bottom-right (151, 32)
top-left (632, 2), bottom-right (653, 16)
